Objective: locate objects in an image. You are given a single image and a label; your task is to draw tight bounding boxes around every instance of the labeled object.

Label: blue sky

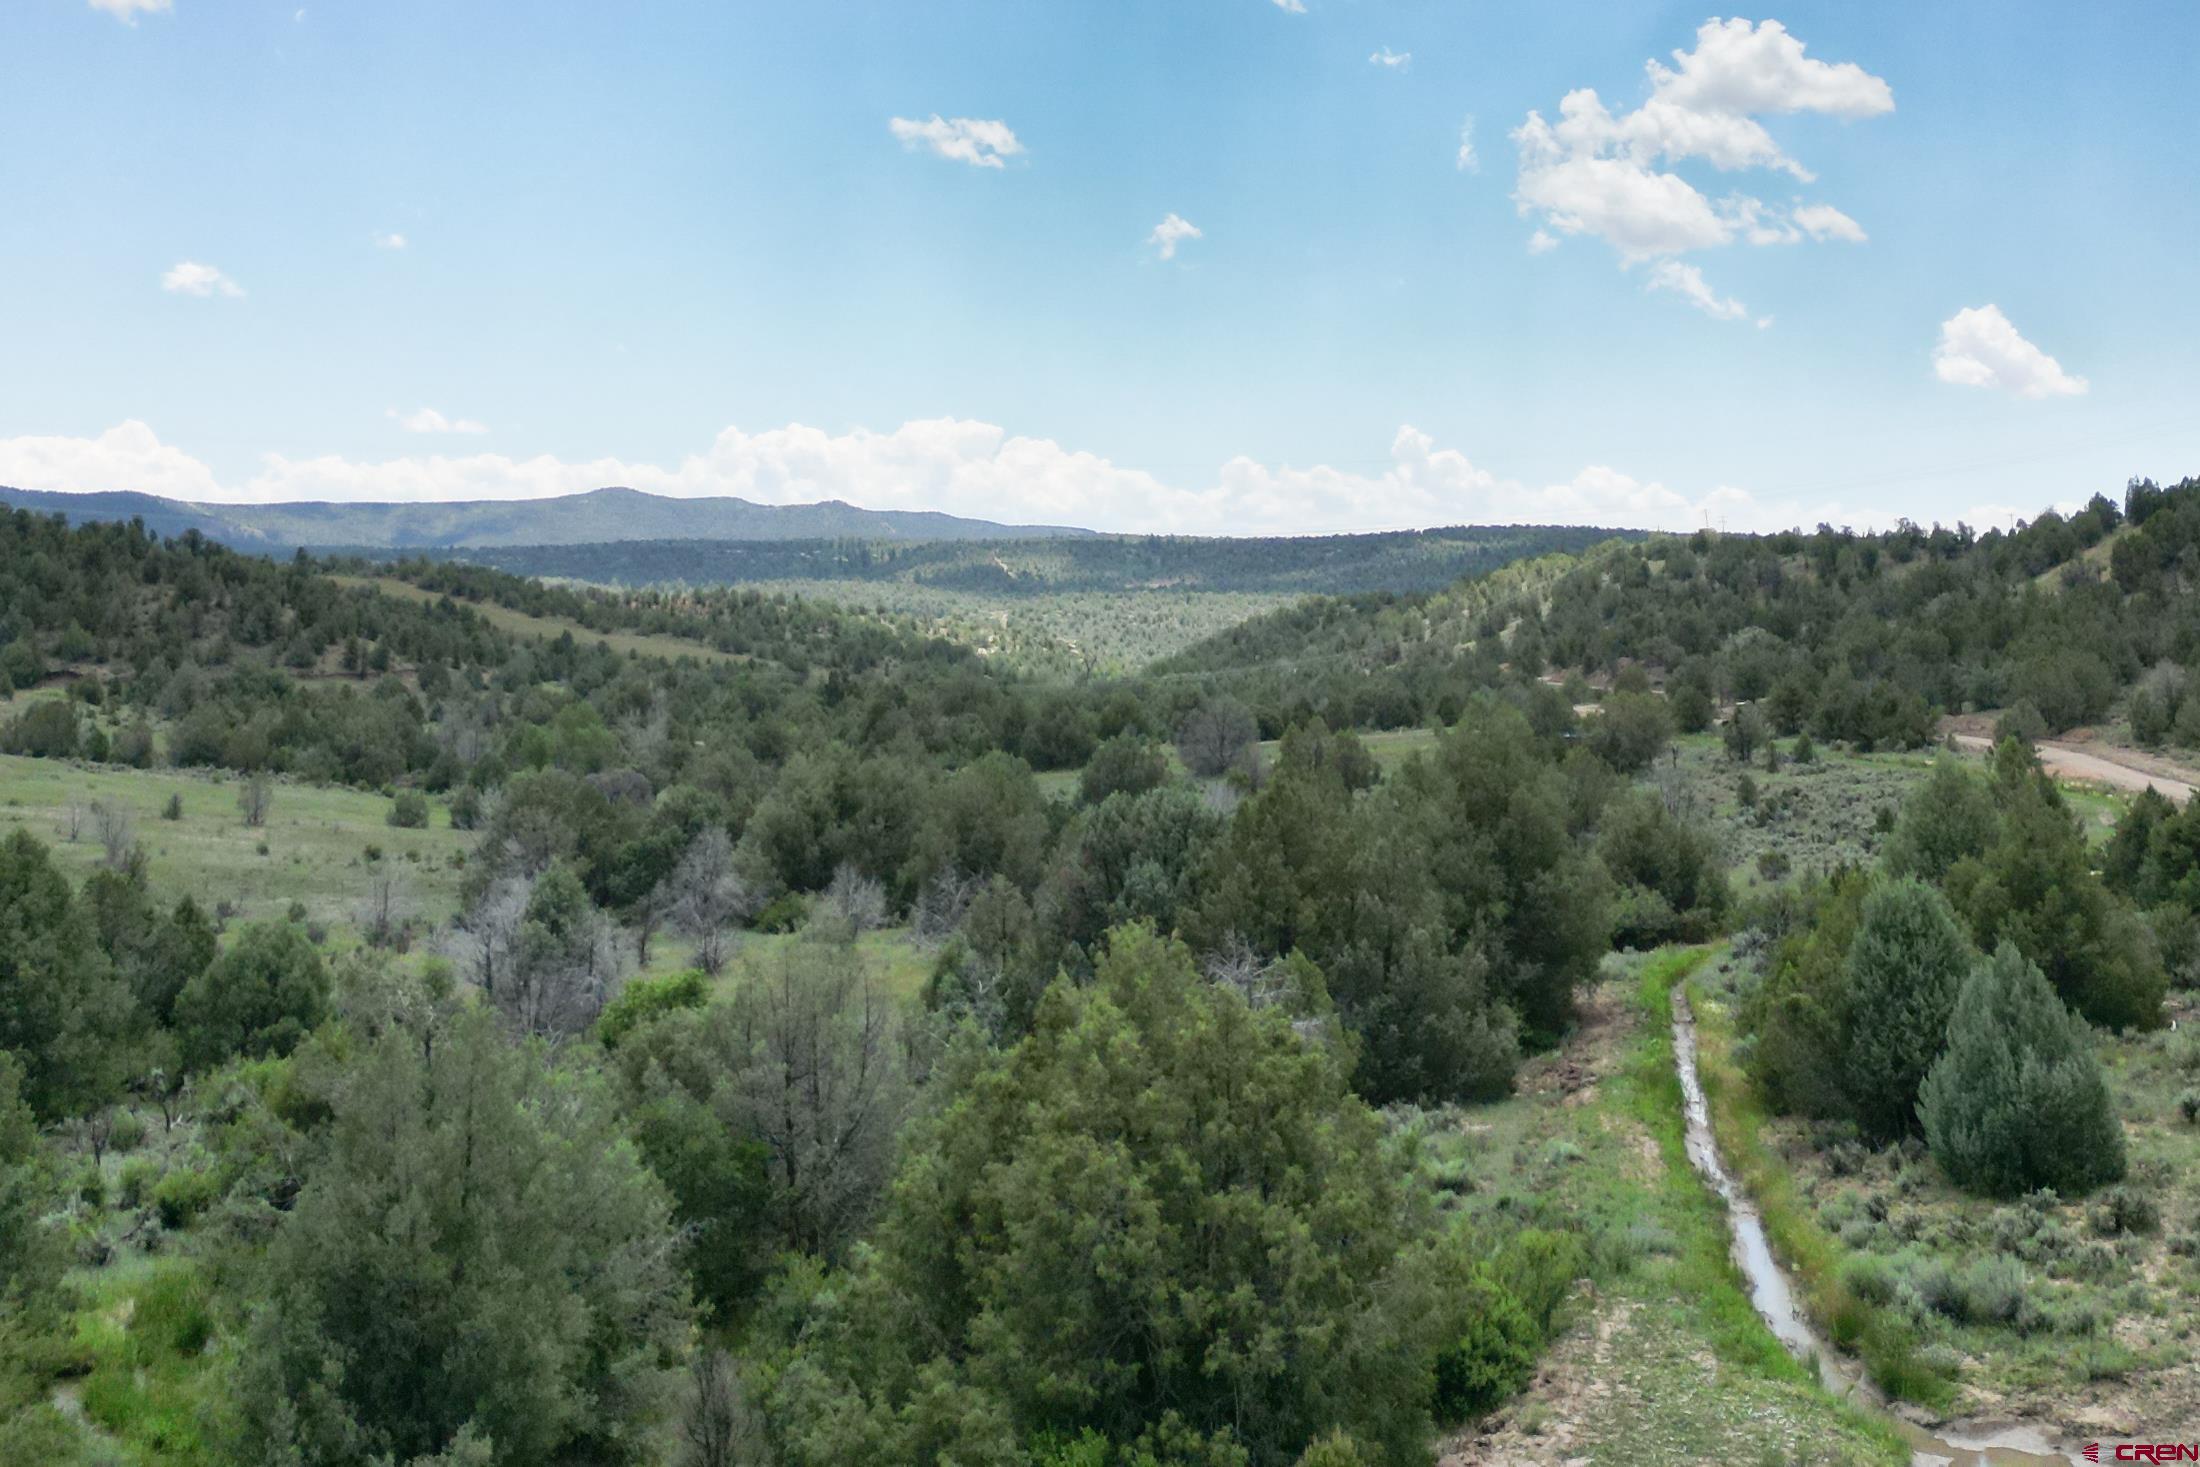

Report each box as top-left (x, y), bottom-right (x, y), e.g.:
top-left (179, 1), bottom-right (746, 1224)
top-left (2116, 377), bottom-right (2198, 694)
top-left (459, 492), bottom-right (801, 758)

top-left (1, 0), bottom-right (2195, 534)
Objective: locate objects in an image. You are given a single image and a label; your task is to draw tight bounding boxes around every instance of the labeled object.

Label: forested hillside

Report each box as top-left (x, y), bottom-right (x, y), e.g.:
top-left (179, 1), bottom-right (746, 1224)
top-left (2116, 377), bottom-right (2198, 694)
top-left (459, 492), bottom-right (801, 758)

top-left (1164, 477), bottom-right (2200, 752)
top-left (3, 479), bottom-right (2199, 1463)
top-left (353, 522), bottom-right (1635, 597)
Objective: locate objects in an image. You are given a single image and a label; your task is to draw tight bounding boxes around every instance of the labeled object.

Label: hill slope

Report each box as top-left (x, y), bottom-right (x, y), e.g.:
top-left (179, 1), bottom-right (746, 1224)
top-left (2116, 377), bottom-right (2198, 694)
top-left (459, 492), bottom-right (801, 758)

top-left (0, 484), bottom-right (1094, 549)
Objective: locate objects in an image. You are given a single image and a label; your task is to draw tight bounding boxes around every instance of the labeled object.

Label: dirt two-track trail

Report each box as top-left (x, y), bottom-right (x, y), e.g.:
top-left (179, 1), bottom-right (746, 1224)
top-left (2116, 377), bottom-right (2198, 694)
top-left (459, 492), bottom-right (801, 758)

top-left (1949, 734), bottom-right (2197, 803)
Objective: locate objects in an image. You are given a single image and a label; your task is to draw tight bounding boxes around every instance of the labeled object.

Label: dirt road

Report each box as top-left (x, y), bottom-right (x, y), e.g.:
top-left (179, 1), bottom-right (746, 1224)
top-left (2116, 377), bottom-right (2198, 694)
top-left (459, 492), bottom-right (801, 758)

top-left (1950, 734), bottom-right (2195, 804)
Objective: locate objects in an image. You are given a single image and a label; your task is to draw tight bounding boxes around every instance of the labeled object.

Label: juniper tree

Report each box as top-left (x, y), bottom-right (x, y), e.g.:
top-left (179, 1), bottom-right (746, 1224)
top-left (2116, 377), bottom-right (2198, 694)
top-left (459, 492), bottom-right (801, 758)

top-left (1920, 941), bottom-right (2125, 1197)
top-left (1843, 877), bottom-right (1973, 1142)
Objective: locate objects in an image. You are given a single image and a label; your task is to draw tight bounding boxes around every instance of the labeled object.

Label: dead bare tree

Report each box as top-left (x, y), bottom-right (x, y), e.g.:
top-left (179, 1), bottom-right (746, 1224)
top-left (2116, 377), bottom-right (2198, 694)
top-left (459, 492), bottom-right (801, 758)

top-left (237, 772), bottom-right (273, 828)
top-left (356, 868), bottom-right (414, 949)
top-left (821, 863), bottom-right (887, 938)
top-left (631, 884), bottom-right (670, 968)
top-left (499, 913), bottom-right (627, 1039)
top-left (1176, 697), bottom-right (1258, 778)
top-left (92, 800), bottom-right (137, 871)
top-left (58, 798), bottom-right (88, 843)
top-left (444, 875), bottom-right (532, 1005)
top-left (724, 939), bottom-right (908, 1257)
top-left (680, 1348), bottom-right (765, 1467)
top-left (910, 866), bottom-right (978, 945)
top-left (660, 827), bottom-right (750, 976)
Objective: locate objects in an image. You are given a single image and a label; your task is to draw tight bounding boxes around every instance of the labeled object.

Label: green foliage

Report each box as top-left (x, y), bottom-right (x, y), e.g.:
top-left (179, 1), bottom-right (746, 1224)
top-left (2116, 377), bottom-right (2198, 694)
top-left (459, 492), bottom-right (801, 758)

top-left (766, 925), bottom-right (1438, 1467)
top-left (1585, 692), bottom-right (1672, 775)
top-left (173, 920), bottom-right (330, 1071)
top-left (1597, 791), bottom-right (1731, 947)
top-left (0, 698), bottom-right (81, 759)
top-left (595, 967), bottom-right (709, 1050)
top-left (1843, 878), bottom-right (1973, 1141)
top-left (1189, 702), bottom-right (1602, 1103)
top-left (1430, 1269), bottom-right (1538, 1424)
top-left (1078, 732), bottom-right (1168, 806)
top-left (237, 1005), bottom-right (691, 1466)
top-left (0, 1053), bottom-right (57, 1310)
top-left (151, 1161), bottom-right (222, 1230)
top-left (0, 829), bottom-right (138, 1118)
top-left (1920, 942), bottom-right (2126, 1197)
top-left (82, 871), bottom-right (216, 1027)
top-left (1944, 759), bottom-right (2164, 1031)
top-left (1883, 759), bottom-right (1999, 884)
top-left (388, 789), bottom-right (430, 827)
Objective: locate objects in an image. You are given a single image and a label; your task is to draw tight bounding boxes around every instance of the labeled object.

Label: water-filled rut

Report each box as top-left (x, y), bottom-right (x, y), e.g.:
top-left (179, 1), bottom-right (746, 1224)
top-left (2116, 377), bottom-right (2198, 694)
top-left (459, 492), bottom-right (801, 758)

top-left (1669, 989), bottom-right (2080, 1467)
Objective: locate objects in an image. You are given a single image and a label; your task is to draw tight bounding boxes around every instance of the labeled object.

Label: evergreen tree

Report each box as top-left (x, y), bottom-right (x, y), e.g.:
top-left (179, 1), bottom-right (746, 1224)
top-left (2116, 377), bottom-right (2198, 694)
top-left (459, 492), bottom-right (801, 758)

top-left (766, 925), bottom-right (1438, 1467)
top-left (238, 1006), bottom-right (691, 1466)
top-left (0, 830), bottom-right (138, 1119)
top-left (1920, 942), bottom-right (2126, 1197)
top-left (172, 920), bottom-right (330, 1071)
top-left (1883, 759), bottom-right (2000, 884)
top-left (1842, 877), bottom-right (1972, 1141)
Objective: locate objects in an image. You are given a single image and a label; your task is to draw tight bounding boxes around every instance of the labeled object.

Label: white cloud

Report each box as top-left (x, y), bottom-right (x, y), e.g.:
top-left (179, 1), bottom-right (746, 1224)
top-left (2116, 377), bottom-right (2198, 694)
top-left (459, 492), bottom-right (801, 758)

top-left (160, 261), bottom-right (245, 298)
top-left (1271, 0), bottom-right (1307, 12)
top-left (887, 114), bottom-right (1023, 169)
top-left (1146, 213), bottom-right (1203, 261)
top-left (1370, 47), bottom-right (1411, 70)
top-left (1512, 145), bottom-right (1730, 258)
top-left (1647, 18), bottom-right (1893, 122)
top-left (1527, 229), bottom-right (1558, 255)
top-left (1646, 260), bottom-right (1750, 322)
top-left (390, 407), bottom-right (489, 435)
top-left (1455, 116), bottom-right (1478, 172)
top-left (0, 417), bottom-right (1848, 536)
top-left (1792, 202), bottom-right (1866, 242)
top-left (1510, 19), bottom-right (1887, 305)
top-left (373, 231), bottom-right (408, 251)
top-left (1933, 305), bottom-right (2088, 399)
top-left (88, 0), bottom-right (169, 23)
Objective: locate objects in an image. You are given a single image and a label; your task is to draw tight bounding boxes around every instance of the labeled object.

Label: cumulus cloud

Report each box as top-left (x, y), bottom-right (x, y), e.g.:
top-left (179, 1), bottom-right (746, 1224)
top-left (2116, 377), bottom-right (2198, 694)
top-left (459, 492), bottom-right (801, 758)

top-left (0, 417), bottom-right (1849, 536)
top-left (390, 407), bottom-right (489, 435)
top-left (1527, 229), bottom-right (1559, 255)
top-left (373, 231), bottom-right (408, 251)
top-left (1146, 213), bottom-right (1203, 261)
top-left (89, 0), bottom-right (169, 22)
top-left (1456, 117), bottom-right (1478, 173)
top-left (1792, 202), bottom-right (1866, 242)
top-left (1646, 260), bottom-right (1751, 322)
top-left (1933, 305), bottom-right (2087, 399)
top-left (1370, 47), bottom-right (1410, 69)
top-left (1510, 19), bottom-right (1886, 309)
top-left (888, 114), bottom-right (1023, 169)
top-left (161, 260), bottom-right (245, 298)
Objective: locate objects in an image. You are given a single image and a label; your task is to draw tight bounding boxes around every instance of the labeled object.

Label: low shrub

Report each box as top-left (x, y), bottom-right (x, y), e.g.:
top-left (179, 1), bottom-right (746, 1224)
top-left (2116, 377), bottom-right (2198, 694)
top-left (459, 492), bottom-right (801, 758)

top-left (152, 1165), bottom-right (221, 1230)
top-left (1431, 1270), bottom-right (1539, 1423)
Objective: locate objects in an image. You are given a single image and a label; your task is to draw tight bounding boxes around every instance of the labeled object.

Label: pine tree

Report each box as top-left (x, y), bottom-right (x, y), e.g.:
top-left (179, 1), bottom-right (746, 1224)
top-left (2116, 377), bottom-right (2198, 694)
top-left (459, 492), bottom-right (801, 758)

top-left (1920, 941), bottom-right (2126, 1197)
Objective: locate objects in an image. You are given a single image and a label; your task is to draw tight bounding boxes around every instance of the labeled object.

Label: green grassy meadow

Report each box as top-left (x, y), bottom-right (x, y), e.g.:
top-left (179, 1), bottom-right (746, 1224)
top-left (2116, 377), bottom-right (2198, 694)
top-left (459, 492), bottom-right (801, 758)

top-left (0, 754), bottom-right (470, 938)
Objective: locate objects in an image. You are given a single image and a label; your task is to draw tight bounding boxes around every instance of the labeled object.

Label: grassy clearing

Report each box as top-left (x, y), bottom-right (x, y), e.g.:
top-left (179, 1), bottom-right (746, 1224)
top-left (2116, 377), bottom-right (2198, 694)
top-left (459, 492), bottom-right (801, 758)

top-left (1424, 948), bottom-right (1901, 1465)
top-left (1688, 956), bottom-right (2200, 1432)
top-left (753, 579), bottom-right (1301, 677)
top-left (635, 924), bottom-right (937, 1005)
top-left (1664, 736), bottom-right (1932, 897)
top-left (331, 574), bottom-right (745, 665)
top-left (0, 754), bottom-right (470, 939)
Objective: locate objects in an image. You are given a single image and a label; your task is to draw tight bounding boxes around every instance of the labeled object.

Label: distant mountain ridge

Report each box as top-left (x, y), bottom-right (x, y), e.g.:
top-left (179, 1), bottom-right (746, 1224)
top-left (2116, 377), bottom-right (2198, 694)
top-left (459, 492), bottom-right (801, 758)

top-left (0, 484), bottom-right (1096, 549)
